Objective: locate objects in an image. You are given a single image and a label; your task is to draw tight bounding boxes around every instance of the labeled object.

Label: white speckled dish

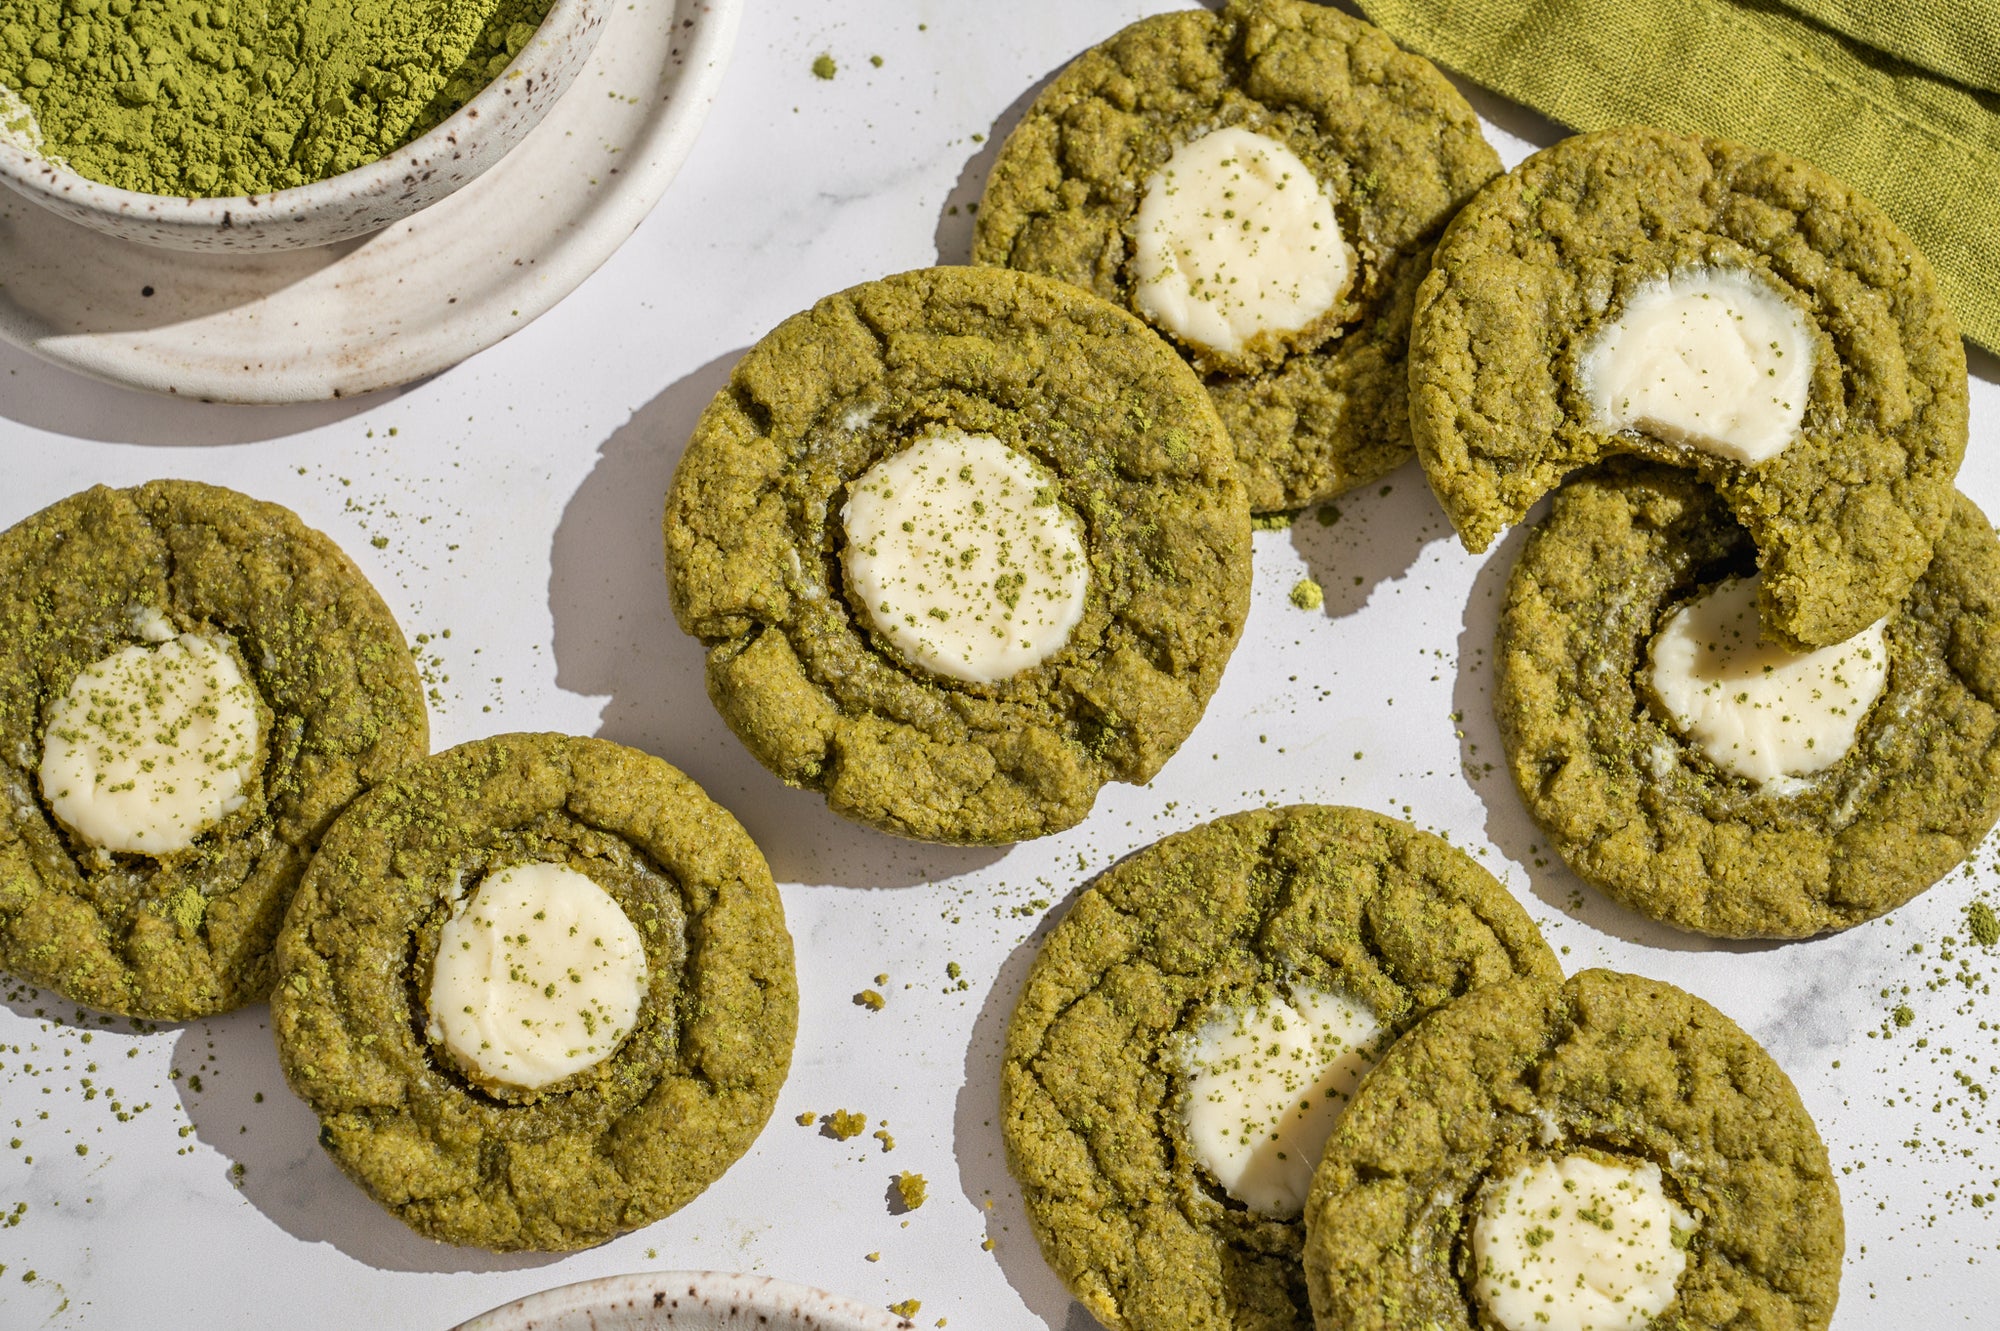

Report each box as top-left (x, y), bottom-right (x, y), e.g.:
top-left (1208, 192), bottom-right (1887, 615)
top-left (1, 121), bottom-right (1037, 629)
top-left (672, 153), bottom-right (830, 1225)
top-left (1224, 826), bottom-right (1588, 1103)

top-left (0, 0), bottom-right (609, 252)
top-left (450, 1272), bottom-right (920, 1331)
top-left (0, 0), bottom-right (741, 401)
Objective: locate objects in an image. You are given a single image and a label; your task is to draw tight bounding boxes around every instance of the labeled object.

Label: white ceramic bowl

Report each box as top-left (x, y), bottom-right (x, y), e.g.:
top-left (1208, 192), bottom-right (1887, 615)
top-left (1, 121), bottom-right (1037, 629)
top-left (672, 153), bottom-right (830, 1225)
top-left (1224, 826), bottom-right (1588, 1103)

top-left (450, 1271), bottom-right (922, 1331)
top-left (0, 0), bottom-right (607, 252)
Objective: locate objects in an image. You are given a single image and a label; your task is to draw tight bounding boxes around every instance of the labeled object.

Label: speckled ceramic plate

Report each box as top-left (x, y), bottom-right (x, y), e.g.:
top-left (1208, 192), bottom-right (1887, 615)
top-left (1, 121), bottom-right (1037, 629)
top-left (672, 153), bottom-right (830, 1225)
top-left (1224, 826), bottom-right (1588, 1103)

top-left (0, 0), bottom-right (741, 403)
top-left (450, 1272), bottom-right (919, 1331)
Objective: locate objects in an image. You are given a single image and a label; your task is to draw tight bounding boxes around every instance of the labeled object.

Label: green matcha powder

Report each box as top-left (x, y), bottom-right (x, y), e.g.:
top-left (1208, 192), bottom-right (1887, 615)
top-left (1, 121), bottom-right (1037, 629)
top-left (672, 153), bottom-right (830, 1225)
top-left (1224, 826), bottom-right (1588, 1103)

top-left (0, 0), bottom-right (554, 195)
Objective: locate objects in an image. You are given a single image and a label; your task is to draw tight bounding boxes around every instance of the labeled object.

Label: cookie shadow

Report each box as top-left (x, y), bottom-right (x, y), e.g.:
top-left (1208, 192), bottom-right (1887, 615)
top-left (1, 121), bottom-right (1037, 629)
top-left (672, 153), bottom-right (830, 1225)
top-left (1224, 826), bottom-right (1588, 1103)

top-left (1286, 456), bottom-right (1455, 620)
top-left (545, 351), bottom-right (1006, 889)
top-left (949, 894), bottom-right (1098, 1330)
top-left (1967, 340), bottom-right (1999, 385)
top-left (168, 1003), bottom-right (562, 1273)
top-left (1449, 509), bottom-right (1779, 956)
top-left (932, 62), bottom-right (1065, 265)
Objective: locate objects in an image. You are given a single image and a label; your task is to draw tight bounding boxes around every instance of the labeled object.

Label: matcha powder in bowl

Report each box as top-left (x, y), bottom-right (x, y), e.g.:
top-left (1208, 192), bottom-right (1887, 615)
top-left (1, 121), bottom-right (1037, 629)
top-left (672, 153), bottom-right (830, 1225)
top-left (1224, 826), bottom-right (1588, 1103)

top-left (0, 0), bottom-right (609, 250)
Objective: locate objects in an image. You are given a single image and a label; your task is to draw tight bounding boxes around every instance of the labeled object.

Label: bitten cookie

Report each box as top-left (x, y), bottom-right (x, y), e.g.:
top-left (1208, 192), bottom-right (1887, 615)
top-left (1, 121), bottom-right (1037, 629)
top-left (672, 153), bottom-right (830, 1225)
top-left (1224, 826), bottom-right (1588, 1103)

top-left (1411, 125), bottom-right (1967, 649)
top-left (1496, 461), bottom-right (2000, 938)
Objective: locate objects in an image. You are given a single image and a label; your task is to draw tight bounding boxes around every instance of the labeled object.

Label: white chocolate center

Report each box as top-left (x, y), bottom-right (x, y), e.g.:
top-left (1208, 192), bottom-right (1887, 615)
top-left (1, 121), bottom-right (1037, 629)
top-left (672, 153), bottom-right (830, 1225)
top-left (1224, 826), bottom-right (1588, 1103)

top-left (1473, 1155), bottom-right (1696, 1331)
top-left (1178, 984), bottom-right (1382, 1219)
top-left (427, 863), bottom-right (649, 1091)
top-left (39, 627), bottom-right (260, 855)
top-left (841, 430), bottom-right (1088, 684)
top-left (1648, 574), bottom-right (1887, 787)
top-left (1131, 126), bottom-right (1350, 358)
top-left (1579, 267), bottom-right (1813, 465)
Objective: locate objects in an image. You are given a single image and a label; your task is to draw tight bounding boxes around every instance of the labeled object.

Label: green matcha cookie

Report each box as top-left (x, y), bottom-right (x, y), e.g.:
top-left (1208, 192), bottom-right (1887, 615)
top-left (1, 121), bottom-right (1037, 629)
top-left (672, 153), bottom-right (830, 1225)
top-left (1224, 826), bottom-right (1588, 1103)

top-left (1001, 805), bottom-right (1559, 1331)
top-left (972, 0), bottom-right (1499, 512)
top-left (1496, 461), bottom-right (2000, 938)
top-left (1304, 969), bottom-right (1843, 1331)
top-left (1411, 125), bottom-right (1967, 649)
top-left (271, 733), bottom-right (796, 1251)
top-left (665, 265), bottom-right (1251, 846)
top-left (0, 481), bottom-right (427, 1020)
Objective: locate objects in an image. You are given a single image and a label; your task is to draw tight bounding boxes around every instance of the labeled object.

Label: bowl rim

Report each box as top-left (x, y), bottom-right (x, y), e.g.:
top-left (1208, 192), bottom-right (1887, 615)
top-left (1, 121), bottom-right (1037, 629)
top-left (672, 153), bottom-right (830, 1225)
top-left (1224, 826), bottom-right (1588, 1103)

top-left (449, 1270), bottom-right (920, 1331)
top-left (0, 0), bottom-right (602, 223)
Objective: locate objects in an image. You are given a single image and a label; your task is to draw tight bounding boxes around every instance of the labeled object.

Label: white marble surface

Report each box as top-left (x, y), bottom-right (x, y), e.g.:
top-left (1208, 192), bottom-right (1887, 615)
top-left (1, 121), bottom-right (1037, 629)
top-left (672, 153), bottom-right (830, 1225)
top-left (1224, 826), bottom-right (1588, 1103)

top-left (2, 2), bottom-right (1999, 1326)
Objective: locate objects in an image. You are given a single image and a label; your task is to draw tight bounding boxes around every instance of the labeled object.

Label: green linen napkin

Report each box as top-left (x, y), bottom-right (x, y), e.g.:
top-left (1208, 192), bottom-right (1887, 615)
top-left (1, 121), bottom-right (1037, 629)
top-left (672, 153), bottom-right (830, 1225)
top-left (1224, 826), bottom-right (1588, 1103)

top-left (1354, 0), bottom-right (2000, 352)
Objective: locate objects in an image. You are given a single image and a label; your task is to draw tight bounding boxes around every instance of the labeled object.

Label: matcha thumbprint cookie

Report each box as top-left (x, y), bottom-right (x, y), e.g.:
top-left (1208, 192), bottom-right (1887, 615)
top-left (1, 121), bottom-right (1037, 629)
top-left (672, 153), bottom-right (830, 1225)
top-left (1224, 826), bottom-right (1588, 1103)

top-left (1001, 805), bottom-right (1558, 1331)
top-left (1304, 970), bottom-right (1843, 1331)
top-left (665, 265), bottom-right (1251, 845)
top-left (1411, 125), bottom-right (1967, 649)
top-left (272, 734), bottom-right (796, 1251)
top-left (974, 0), bottom-right (1500, 513)
top-left (0, 481), bottom-right (428, 1020)
top-left (1496, 462), bottom-right (2000, 938)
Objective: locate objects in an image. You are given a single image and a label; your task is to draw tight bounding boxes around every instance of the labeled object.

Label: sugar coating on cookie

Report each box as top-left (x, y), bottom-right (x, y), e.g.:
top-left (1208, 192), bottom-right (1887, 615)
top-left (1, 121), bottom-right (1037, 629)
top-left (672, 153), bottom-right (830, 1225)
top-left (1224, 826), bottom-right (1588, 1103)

top-left (1647, 574), bottom-right (1887, 788)
top-left (841, 430), bottom-right (1088, 683)
top-left (1472, 1155), bottom-right (1696, 1331)
top-left (40, 621), bottom-right (260, 855)
top-left (1177, 982), bottom-right (1381, 1218)
top-left (1132, 126), bottom-right (1351, 360)
top-left (1579, 268), bottom-right (1812, 466)
top-left (428, 863), bottom-right (648, 1091)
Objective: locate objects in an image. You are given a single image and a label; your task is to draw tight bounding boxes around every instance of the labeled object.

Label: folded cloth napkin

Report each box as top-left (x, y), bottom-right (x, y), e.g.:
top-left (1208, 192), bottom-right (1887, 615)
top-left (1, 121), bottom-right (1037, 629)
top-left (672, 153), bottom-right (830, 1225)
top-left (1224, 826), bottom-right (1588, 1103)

top-left (1355, 0), bottom-right (2000, 352)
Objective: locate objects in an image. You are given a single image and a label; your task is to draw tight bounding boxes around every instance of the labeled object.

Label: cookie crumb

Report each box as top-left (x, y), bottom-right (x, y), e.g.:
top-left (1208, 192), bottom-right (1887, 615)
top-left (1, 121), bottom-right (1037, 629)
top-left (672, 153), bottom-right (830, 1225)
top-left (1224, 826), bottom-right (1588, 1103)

top-left (812, 53), bottom-right (837, 80)
top-left (855, 989), bottom-right (886, 1011)
top-left (795, 1111), bottom-right (817, 1127)
top-left (825, 1109), bottom-right (868, 1140)
top-left (889, 1299), bottom-right (921, 1317)
top-left (1288, 577), bottom-right (1324, 612)
top-left (896, 1171), bottom-right (928, 1210)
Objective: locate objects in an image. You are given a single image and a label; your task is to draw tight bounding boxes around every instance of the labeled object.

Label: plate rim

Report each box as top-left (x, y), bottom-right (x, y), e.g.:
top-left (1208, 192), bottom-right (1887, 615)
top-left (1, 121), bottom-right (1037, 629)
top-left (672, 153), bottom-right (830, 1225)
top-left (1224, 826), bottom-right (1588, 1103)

top-left (449, 1269), bottom-right (920, 1331)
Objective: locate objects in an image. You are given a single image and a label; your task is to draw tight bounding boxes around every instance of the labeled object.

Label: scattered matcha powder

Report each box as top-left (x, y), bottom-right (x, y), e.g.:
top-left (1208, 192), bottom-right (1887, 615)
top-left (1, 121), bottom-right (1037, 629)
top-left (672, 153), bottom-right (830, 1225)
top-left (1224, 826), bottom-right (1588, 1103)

top-left (1289, 577), bottom-right (1324, 612)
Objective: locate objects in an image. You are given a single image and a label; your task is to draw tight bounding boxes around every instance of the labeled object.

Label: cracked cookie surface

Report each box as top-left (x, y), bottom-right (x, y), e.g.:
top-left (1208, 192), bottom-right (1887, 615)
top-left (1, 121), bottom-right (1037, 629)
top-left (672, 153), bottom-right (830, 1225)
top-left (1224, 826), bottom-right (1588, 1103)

top-left (0, 481), bottom-right (427, 1019)
top-left (1496, 461), bottom-right (2000, 938)
top-left (1304, 969), bottom-right (1843, 1331)
top-left (1000, 804), bottom-right (1557, 1331)
top-left (972, 0), bottom-right (1499, 513)
top-left (271, 733), bottom-right (796, 1251)
top-left (1411, 125), bottom-right (1967, 649)
top-left (665, 264), bottom-right (1251, 845)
